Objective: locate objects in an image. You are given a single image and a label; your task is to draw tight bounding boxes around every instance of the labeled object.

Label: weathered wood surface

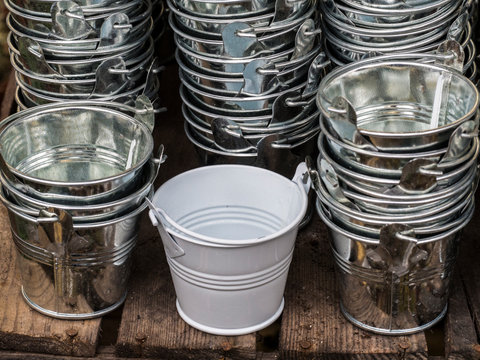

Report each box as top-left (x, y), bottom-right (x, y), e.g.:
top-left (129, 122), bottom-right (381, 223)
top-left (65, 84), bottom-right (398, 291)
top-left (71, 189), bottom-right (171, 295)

top-left (279, 217), bottom-right (429, 360)
top-left (444, 272), bottom-right (480, 360)
top-left (0, 70), bottom-right (15, 120)
top-left (447, 198), bottom-right (480, 360)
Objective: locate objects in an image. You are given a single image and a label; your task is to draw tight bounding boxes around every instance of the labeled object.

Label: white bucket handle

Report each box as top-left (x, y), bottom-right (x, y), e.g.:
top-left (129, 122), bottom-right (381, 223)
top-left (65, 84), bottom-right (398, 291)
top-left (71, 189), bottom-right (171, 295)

top-left (292, 161), bottom-right (311, 196)
top-left (146, 198), bottom-right (185, 259)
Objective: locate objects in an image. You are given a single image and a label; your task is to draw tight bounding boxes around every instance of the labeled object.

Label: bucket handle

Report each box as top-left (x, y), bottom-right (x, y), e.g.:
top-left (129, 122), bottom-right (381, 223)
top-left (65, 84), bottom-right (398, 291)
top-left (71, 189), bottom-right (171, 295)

top-left (145, 198), bottom-right (185, 259)
top-left (0, 186), bottom-right (60, 223)
top-left (292, 161), bottom-right (312, 196)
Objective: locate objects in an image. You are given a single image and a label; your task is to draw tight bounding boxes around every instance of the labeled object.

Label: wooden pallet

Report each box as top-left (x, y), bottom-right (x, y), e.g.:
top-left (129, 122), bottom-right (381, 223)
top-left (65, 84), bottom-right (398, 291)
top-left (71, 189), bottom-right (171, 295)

top-left (0, 64), bottom-right (479, 360)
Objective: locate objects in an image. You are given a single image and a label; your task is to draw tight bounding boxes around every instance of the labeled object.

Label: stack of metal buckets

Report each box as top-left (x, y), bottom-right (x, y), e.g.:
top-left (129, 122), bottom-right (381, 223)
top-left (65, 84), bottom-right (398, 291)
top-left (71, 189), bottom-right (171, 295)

top-left (5, 0), bottom-right (160, 109)
top-left (320, 0), bottom-right (478, 84)
top-left (0, 101), bottom-right (163, 318)
top-left (312, 53), bottom-right (480, 334)
top-left (168, 0), bottom-right (329, 176)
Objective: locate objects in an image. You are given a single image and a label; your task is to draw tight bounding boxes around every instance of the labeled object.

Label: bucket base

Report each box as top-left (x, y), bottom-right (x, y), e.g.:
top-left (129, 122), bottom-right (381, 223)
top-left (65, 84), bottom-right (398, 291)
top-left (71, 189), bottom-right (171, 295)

top-left (176, 297), bottom-right (285, 336)
top-left (340, 302), bottom-right (448, 335)
top-left (22, 287), bottom-right (127, 320)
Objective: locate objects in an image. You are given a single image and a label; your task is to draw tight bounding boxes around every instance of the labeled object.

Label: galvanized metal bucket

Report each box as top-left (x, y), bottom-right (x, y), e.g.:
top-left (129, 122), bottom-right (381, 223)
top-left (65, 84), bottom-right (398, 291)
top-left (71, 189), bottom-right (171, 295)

top-left (316, 55), bottom-right (479, 152)
top-left (0, 100), bottom-right (156, 200)
top-left (312, 50), bottom-right (480, 334)
top-left (169, 0), bottom-right (324, 182)
top-left (0, 191), bottom-right (149, 319)
top-left (317, 198), bottom-right (474, 334)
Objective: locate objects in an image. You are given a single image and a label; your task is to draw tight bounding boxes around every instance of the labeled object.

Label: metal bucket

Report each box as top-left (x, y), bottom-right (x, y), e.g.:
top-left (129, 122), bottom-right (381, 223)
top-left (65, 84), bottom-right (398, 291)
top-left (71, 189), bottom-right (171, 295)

top-left (321, 0), bottom-right (468, 62)
top-left (171, 0), bottom-right (276, 18)
top-left (147, 163), bottom-right (310, 335)
top-left (1, 193), bottom-right (148, 319)
top-left (0, 101), bottom-right (155, 199)
top-left (7, 32), bottom-right (154, 77)
top-left (0, 158), bottom-right (157, 221)
top-left (318, 132), bottom-right (479, 188)
top-left (9, 0), bottom-right (127, 14)
top-left (316, 57), bottom-right (479, 152)
top-left (320, 115), bottom-right (480, 177)
top-left (317, 198), bottom-right (474, 334)
top-left (185, 120), bottom-right (319, 177)
top-left (314, 158), bottom-right (476, 235)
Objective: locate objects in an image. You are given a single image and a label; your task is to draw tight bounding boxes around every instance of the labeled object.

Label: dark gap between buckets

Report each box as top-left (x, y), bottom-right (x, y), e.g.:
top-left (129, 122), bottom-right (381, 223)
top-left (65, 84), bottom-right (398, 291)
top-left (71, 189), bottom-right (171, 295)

top-left (256, 316), bottom-right (282, 352)
top-left (98, 304), bottom-right (125, 346)
top-left (424, 319), bottom-right (445, 357)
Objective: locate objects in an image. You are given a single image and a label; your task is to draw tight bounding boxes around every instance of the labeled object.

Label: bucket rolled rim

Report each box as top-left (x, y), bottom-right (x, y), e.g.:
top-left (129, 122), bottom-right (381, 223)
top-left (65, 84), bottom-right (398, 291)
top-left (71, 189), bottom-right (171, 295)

top-left (0, 101), bottom-right (153, 187)
top-left (316, 59), bottom-right (480, 138)
top-left (152, 164), bottom-right (309, 246)
top-left (316, 198), bottom-right (474, 245)
top-left (0, 159), bottom-right (155, 212)
top-left (2, 184), bottom-right (149, 229)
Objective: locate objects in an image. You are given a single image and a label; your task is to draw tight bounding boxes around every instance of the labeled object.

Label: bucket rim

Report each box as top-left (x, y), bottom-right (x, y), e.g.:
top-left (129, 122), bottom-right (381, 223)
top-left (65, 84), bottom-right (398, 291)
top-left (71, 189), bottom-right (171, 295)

top-left (151, 164), bottom-right (309, 246)
top-left (316, 59), bottom-right (480, 138)
top-left (0, 102), bottom-right (153, 188)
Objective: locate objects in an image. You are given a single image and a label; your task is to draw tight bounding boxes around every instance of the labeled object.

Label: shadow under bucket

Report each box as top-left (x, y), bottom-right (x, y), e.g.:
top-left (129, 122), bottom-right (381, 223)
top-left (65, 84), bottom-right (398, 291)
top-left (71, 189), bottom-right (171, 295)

top-left (148, 162), bottom-right (310, 335)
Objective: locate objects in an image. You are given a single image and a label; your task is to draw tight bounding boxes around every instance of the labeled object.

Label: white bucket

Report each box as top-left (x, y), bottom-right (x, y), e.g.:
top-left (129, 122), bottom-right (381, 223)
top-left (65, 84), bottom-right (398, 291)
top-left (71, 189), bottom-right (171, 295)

top-left (148, 163), bottom-right (310, 335)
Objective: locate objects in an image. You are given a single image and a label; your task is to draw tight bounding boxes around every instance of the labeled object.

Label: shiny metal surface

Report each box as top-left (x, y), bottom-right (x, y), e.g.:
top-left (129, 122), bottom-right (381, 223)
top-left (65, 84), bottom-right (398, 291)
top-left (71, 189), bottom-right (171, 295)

top-left (320, 116), bottom-right (480, 176)
top-left (317, 58), bottom-right (479, 151)
top-left (1, 160), bottom-right (157, 221)
top-left (0, 101), bottom-right (154, 197)
top-left (172, 0), bottom-right (276, 18)
top-left (317, 132), bottom-right (479, 188)
top-left (317, 198), bottom-right (473, 334)
top-left (321, 0), bottom-right (469, 63)
top-left (2, 193), bottom-right (147, 318)
top-left (10, 0), bottom-right (133, 15)
top-left (185, 122), bottom-right (318, 178)
top-left (8, 32), bottom-right (154, 77)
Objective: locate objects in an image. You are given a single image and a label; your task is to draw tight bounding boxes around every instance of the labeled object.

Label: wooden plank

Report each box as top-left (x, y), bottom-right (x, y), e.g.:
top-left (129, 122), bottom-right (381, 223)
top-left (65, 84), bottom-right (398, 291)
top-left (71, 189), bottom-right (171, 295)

top-left (115, 64), bottom-right (257, 359)
top-left (0, 346), bottom-right (144, 359)
top-left (0, 70), bottom-right (16, 120)
top-left (452, 195), bottom-right (480, 360)
top-left (445, 272), bottom-right (480, 360)
top-left (0, 206), bottom-right (102, 357)
top-left (279, 216), bottom-right (429, 359)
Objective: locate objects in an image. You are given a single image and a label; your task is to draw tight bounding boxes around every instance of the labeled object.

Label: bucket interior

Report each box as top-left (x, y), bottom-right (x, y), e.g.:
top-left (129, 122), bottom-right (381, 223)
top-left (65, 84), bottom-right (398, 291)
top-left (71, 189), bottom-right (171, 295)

top-left (153, 166), bottom-right (306, 241)
top-left (0, 107), bottom-right (152, 182)
top-left (319, 64), bottom-right (478, 132)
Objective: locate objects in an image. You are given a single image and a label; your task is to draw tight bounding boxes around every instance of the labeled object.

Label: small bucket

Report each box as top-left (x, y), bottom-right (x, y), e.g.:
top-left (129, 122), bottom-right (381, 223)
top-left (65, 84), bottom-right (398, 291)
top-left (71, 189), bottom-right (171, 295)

top-left (148, 162), bottom-right (310, 335)
top-left (317, 198), bottom-right (474, 334)
top-left (0, 189), bottom-right (148, 318)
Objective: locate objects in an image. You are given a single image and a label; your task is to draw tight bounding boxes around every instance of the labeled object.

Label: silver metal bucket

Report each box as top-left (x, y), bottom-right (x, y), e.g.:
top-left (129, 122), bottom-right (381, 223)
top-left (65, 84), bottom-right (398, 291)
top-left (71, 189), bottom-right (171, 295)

top-left (308, 46), bottom-right (479, 333)
top-left (320, 116), bottom-right (480, 178)
top-left (9, 0), bottom-right (128, 14)
top-left (317, 198), bottom-right (474, 334)
top-left (185, 121), bottom-right (318, 179)
top-left (7, 32), bottom-right (154, 77)
top-left (0, 100), bottom-right (155, 199)
top-left (316, 56), bottom-right (479, 152)
top-left (1, 193), bottom-right (147, 319)
top-left (1, 160), bottom-right (157, 222)
top-left (313, 157), bottom-right (476, 235)
top-left (317, 132), bottom-right (480, 189)
top-left (321, 0), bottom-right (469, 62)
top-left (171, 0), bottom-right (276, 18)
